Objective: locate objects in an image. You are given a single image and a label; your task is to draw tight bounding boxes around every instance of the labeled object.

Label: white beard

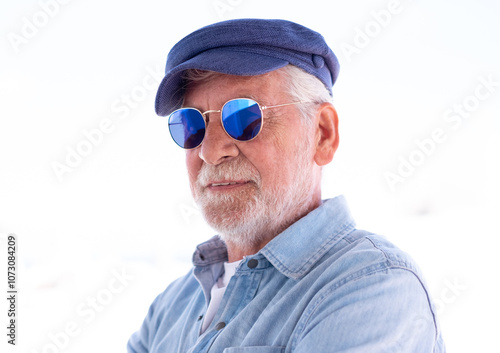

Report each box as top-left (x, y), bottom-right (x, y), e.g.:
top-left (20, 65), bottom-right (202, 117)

top-left (192, 137), bottom-right (316, 250)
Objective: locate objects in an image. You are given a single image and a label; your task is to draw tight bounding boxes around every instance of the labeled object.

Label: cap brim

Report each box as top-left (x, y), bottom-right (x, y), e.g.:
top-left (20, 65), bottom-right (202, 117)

top-left (155, 48), bottom-right (289, 116)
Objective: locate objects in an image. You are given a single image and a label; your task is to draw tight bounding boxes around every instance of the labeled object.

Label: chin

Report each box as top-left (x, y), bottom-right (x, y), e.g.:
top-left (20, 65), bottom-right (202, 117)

top-left (197, 193), bottom-right (270, 245)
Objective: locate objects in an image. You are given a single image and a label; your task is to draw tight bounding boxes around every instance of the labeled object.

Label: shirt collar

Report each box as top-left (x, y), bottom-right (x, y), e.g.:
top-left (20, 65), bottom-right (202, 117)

top-left (260, 195), bottom-right (356, 280)
top-left (192, 235), bottom-right (228, 266)
top-left (192, 195), bottom-right (356, 280)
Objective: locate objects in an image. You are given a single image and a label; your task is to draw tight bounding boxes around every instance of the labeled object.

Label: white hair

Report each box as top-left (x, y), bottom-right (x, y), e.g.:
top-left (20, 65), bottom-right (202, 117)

top-left (278, 65), bottom-right (333, 127)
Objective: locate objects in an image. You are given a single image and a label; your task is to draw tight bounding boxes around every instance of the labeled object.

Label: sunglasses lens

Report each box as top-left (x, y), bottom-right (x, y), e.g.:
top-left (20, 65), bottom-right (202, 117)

top-left (222, 99), bottom-right (262, 141)
top-left (168, 109), bottom-right (205, 149)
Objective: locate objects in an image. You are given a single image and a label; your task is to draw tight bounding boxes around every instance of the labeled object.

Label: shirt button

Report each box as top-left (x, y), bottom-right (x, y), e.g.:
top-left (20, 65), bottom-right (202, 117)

top-left (215, 322), bottom-right (226, 330)
top-left (247, 259), bottom-right (258, 269)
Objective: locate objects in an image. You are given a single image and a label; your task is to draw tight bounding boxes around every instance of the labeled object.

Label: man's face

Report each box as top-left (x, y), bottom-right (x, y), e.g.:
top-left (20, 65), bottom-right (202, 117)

top-left (183, 69), bottom-right (321, 249)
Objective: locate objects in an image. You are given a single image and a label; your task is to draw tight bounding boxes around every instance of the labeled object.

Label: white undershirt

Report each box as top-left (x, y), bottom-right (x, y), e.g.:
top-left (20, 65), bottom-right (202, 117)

top-left (201, 260), bottom-right (241, 333)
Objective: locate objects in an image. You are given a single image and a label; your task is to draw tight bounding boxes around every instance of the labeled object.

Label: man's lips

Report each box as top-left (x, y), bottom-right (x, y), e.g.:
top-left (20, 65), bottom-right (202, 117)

top-left (205, 180), bottom-right (250, 190)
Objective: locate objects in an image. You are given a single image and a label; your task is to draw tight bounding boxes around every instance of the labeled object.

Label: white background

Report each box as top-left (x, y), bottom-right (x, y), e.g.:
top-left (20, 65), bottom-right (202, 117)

top-left (1, 0), bottom-right (499, 352)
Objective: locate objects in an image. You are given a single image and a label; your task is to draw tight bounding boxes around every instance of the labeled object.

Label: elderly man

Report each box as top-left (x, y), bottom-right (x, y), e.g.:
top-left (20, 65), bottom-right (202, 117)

top-left (128, 19), bottom-right (445, 352)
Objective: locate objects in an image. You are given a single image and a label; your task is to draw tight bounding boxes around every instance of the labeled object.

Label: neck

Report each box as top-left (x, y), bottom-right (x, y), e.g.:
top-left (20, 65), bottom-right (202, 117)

top-left (225, 240), bottom-right (269, 263)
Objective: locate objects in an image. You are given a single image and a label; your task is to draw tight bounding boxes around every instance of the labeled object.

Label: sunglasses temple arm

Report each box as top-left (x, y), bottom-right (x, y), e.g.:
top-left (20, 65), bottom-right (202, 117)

top-left (261, 100), bottom-right (313, 110)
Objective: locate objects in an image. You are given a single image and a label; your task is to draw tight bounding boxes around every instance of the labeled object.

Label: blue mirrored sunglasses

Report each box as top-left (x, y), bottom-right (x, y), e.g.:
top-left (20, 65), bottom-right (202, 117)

top-left (168, 98), bottom-right (307, 149)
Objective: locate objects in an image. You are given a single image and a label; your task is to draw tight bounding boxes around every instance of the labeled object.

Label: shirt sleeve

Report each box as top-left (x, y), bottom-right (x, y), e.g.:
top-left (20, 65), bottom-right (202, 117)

top-left (291, 267), bottom-right (444, 352)
top-left (127, 295), bottom-right (159, 353)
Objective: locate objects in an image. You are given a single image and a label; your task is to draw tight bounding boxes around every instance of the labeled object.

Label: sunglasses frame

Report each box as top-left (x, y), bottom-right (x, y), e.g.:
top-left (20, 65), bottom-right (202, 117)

top-left (168, 98), bottom-right (308, 149)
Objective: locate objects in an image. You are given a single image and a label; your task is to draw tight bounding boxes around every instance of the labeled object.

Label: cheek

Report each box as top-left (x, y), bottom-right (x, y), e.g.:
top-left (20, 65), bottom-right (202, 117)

top-left (185, 151), bottom-right (201, 185)
top-left (256, 131), bottom-right (310, 186)
top-left (242, 144), bottom-right (287, 187)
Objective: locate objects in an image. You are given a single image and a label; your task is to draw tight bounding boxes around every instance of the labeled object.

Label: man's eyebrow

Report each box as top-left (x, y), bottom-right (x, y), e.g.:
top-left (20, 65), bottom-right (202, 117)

top-left (243, 94), bottom-right (260, 101)
top-left (243, 94), bottom-right (277, 108)
top-left (183, 95), bottom-right (265, 109)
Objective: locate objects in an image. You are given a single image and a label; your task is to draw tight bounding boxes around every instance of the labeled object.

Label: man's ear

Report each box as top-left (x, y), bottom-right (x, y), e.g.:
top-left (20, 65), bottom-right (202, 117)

top-left (313, 103), bottom-right (339, 166)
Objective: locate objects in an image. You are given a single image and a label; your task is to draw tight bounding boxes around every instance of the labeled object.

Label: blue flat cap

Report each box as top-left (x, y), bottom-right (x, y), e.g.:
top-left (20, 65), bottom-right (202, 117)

top-left (155, 18), bottom-right (340, 116)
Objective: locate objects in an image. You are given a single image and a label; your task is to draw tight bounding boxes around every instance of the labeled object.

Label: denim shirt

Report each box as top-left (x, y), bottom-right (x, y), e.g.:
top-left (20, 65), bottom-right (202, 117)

top-left (128, 196), bottom-right (445, 352)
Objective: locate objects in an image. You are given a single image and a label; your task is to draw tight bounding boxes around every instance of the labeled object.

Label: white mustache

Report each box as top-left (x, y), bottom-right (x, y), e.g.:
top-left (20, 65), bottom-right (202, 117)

top-left (197, 159), bottom-right (261, 187)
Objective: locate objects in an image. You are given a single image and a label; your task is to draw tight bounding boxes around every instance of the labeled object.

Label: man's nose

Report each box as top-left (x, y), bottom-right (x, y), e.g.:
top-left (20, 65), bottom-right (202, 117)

top-left (198, 115), bottom-right (239, 165)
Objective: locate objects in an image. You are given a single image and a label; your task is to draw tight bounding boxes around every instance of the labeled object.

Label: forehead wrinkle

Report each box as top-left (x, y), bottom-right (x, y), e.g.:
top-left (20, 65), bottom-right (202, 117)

top-left (182, 68), bottom-right (289, 110)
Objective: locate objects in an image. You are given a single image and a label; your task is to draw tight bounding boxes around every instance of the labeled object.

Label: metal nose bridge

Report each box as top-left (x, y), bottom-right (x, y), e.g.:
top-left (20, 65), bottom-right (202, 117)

top-left (201, 109), bottom-right (221, 118)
